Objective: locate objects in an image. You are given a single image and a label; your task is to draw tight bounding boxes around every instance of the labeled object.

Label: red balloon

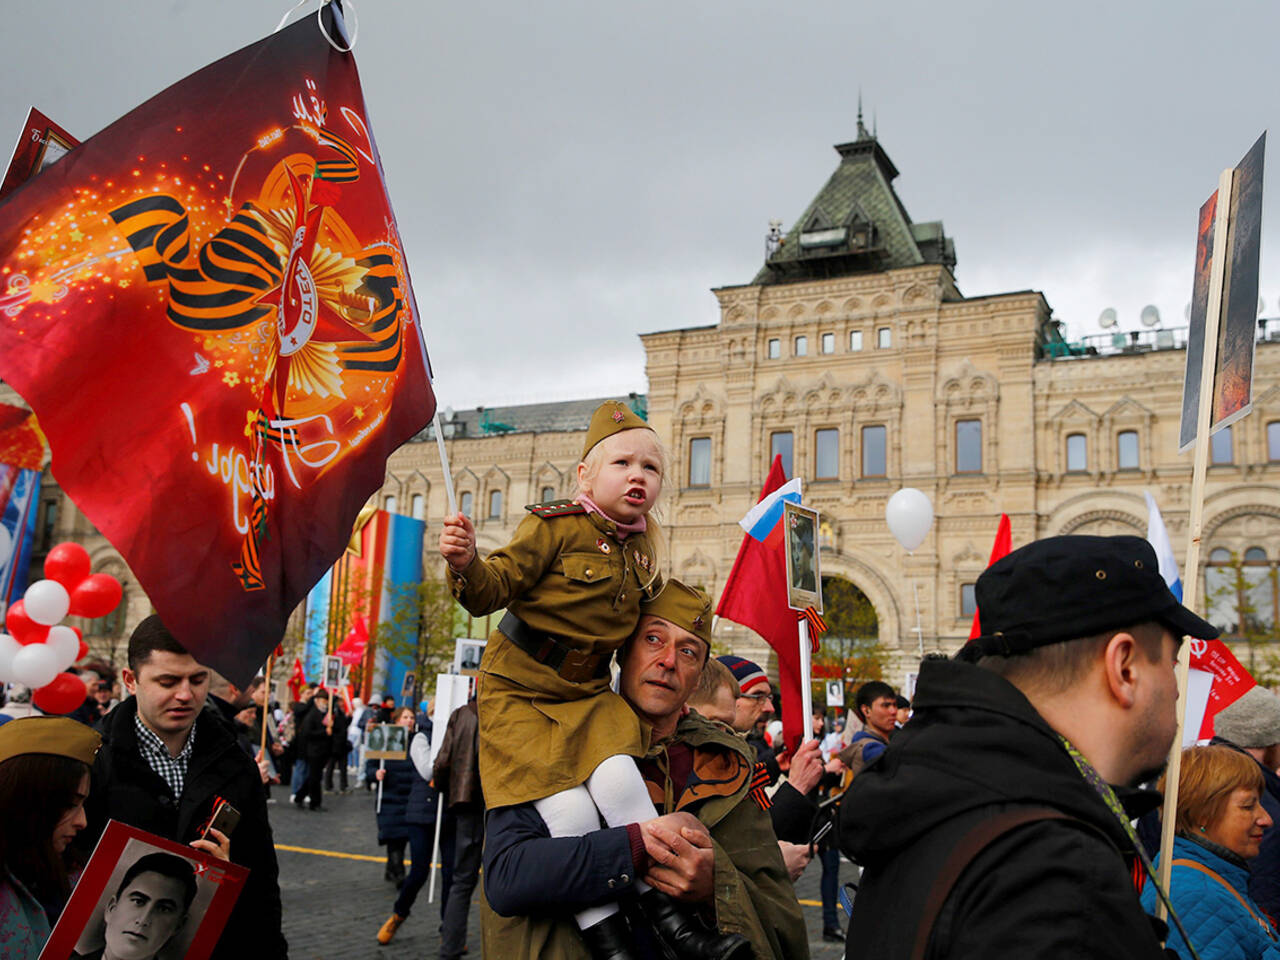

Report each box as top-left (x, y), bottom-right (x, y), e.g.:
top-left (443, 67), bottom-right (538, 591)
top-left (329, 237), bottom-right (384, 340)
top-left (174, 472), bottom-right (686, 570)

top-left (5, 600), bottom-right (49, 645)
top-left (43, 542), bottom-right (92, 591)
top-left (32, 673), bottom-right (87, 715)
top-left (77, 639), bottom-right (89, 661)
top-left (67, 574), bottom-right (123, 619)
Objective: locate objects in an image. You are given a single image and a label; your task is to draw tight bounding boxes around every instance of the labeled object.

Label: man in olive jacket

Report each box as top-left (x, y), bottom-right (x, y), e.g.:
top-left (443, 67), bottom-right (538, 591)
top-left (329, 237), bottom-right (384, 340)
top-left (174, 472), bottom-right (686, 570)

top-left (480, 580), bottom-right (808, 960)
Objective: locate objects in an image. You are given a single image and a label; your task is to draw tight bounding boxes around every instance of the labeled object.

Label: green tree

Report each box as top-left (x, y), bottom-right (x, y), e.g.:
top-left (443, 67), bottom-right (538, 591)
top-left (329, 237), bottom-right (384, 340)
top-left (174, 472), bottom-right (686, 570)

top-left (813, 576), bottom-right (887, 708)
top-left (371, 575), bottom-right (468, 698)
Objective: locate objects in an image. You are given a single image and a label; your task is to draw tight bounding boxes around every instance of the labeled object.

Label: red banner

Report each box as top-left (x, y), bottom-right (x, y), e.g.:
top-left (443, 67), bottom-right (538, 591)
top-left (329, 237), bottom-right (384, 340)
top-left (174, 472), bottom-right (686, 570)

top-left (1190, 638), bottom-right (1256, 740)
top-left (0, 9), bottom-right (434, 685)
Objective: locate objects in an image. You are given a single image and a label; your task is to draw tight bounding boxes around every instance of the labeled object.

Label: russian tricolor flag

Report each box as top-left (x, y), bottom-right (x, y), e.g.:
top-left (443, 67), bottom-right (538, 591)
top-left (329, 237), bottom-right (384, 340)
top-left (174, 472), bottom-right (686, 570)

top-left (738, 478), bottom-right (803, 548)
top-left (1144, 491), bottom-right (1182, 601)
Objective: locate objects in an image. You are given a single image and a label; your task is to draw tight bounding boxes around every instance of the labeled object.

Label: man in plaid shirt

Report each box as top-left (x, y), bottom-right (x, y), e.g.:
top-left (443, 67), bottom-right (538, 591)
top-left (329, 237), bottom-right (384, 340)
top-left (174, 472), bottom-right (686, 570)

top-left (79, 616), bottom-right (287, 959)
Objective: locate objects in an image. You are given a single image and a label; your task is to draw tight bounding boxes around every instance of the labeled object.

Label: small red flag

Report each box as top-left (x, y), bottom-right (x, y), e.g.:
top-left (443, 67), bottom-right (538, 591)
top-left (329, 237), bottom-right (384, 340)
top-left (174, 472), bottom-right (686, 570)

top-left (969, 514), bottom-right (1012, 640)
top-left (334, 615), bottom-right (369, 666)
top-left (287, 657), bottom-right (306, 704)
top-left (716, 456), bottom-right (808, 754)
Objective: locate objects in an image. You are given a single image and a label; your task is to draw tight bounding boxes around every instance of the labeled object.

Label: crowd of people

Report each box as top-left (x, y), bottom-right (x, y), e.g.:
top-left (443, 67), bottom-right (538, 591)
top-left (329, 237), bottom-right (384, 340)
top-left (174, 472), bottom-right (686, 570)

top-left (6, 396), bottom-right (1280, 960)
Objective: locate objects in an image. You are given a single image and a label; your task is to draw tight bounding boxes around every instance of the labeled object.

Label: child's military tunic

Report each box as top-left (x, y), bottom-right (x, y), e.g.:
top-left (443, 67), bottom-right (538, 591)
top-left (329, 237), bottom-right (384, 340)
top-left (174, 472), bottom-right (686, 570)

top-left (448, 501), bottom-right (661, 808)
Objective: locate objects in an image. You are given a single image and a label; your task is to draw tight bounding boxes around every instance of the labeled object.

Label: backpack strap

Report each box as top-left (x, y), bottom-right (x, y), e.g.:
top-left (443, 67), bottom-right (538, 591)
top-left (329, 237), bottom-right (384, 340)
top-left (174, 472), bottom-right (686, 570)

top-left (1170, 858), bottom-right (1277, 940)
top-left (910, 807), bottom-right (1076, 960)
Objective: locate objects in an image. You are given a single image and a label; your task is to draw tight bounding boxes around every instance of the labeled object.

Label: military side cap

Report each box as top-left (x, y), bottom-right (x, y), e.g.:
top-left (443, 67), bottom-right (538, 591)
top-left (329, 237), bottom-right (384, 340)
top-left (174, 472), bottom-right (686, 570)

top-left (0, 716), bottom-right (101, 767)
top-left (967, 534), bottom-right (1218, 658)
top-left (582, 400), bottom-right (650, 459)
top-left (642, 579), bottom-right (713, 647)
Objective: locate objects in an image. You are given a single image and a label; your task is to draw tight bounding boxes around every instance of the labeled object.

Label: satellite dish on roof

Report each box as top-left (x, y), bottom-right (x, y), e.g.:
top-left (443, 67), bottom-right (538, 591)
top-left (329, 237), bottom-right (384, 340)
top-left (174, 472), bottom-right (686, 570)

top-left (1098, 308), bottom-right (1118, 329)
top-left (1140, 305), bottom-right (1161, 327)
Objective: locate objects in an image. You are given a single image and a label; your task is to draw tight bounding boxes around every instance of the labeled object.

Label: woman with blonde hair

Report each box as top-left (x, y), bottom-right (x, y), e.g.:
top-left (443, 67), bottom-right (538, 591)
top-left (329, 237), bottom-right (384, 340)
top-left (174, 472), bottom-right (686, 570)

top-left (1142, 745), bottom-right (1280, 959)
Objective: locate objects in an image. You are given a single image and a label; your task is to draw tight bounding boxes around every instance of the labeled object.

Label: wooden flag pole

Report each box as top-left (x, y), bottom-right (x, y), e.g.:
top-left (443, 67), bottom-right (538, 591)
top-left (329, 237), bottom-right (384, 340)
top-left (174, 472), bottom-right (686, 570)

top-left (798, 619), bottom-right (814, 744)
top-left (259, 652), bottom-right (275, 763)
top-left (1156, 165), bottom-right (1235, 916)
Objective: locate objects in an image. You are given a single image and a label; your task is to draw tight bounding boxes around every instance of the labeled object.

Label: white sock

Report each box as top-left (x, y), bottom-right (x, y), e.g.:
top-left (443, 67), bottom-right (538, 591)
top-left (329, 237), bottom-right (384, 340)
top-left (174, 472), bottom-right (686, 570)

top-left (585, 754), bottom-right (657, 894)
top-left (534, 785), bottom-right (621, 928)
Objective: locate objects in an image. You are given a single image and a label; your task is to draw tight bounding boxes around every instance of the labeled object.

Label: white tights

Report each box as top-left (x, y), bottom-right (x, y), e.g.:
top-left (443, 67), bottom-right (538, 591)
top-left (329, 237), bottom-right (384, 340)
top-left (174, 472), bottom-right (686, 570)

top-left (533, 754), bottom-right (657, 929)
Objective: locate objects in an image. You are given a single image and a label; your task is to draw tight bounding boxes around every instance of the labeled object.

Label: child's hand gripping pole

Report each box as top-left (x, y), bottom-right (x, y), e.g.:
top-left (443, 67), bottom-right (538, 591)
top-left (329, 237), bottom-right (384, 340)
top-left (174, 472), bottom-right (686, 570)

top-left (440, 513), bottom-right (476, 571)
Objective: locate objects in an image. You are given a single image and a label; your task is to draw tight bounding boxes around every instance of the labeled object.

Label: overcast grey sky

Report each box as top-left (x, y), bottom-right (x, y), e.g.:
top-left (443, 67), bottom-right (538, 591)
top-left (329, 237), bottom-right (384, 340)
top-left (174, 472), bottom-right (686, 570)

top-left (3, 1), bottom-right (1278, 410)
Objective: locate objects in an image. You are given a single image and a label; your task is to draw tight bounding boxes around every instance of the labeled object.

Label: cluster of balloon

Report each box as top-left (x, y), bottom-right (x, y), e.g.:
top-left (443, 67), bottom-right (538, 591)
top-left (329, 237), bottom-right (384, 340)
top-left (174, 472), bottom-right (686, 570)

top-left (885, 488), bottom-right (934, 551)
top-left (0, 542), bottom-right (123, 714)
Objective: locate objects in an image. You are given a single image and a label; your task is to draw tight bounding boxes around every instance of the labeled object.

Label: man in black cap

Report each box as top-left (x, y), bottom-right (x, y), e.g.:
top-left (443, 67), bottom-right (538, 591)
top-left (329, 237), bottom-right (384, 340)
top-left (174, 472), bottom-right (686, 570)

top-left (839, 534), bottom-right (1216, 959)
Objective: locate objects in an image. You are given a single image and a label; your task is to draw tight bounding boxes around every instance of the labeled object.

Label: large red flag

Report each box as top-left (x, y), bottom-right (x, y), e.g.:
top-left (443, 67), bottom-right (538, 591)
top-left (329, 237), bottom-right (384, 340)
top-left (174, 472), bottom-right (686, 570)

top-left (0, 8), bottom-right (433, 685)
top-left (715, 455), bottom-right (807, 753)
top-left (968, 513), bottom-right (1012, 639)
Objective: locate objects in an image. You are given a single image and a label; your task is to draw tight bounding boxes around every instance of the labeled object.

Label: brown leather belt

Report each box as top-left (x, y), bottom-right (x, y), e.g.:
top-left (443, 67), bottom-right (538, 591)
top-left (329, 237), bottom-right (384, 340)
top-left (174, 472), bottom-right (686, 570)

top-left (498, 612), bottom-right (613, 684)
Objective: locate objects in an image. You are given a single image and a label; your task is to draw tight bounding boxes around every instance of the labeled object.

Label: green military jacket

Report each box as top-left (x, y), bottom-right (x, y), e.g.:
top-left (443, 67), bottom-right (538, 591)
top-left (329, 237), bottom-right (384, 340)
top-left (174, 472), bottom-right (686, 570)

top-left (448, 502), bottom-right (661, 806)
top-left (480, 711), bottom-right (810, 960)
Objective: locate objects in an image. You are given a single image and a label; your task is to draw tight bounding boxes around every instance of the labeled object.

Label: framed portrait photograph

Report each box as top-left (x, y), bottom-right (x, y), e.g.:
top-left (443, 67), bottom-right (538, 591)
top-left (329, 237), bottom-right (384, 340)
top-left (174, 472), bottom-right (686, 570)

top-left (453, 638), bottom-right (486, 676)
top-left (825, 679), bottom-right (845, 708)
top-left (400, 672), bottom-right (416, 704)
top-left (364, 723), bottom-right (407, 760)
top-left (323, 655), bottom-right (342, 690)
top-left (783, 501), bottom-right (822, 613)
top-left (40, 820), bottom-right (247, 960)
top-left (1, 107), bottom-right (79, 204)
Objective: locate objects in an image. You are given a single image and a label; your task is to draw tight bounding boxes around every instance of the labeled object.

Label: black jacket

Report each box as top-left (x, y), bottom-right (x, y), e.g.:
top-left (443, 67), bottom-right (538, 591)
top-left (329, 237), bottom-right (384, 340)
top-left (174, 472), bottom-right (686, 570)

top-left (839, 657), bottom-right (1166, 960)
top-left (297, 702), bottom-right (333, 762)
top-left (81, 696), bottom-right (287, 959)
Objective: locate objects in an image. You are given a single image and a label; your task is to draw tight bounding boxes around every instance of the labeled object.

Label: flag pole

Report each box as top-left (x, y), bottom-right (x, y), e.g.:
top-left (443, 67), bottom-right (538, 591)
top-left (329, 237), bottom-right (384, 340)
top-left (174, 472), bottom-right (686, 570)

top-left (1156, 165), bottom-right (1235, 915)
top-left (259, 652), bottom-right (275, 763)
top-left (798, 619), bottom-right (814, 744)
top-left (432, 408), bottom-right (458, 517)
top-left (427, 791), bottom-right (446, 902)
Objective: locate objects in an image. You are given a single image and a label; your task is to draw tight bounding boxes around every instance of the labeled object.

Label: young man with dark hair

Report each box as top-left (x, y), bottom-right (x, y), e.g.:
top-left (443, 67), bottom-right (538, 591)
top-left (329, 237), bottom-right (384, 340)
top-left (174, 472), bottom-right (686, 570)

top-left (839, 680), bottom-right (897, 776)
top-left (839, 535), bottom-right (1216, 959)
top-left (80, 615), bottom-right (286, 960)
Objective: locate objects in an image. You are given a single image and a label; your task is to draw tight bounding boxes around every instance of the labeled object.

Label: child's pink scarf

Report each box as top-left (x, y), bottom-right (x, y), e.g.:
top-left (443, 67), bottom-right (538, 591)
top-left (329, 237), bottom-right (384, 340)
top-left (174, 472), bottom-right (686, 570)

top-left (577, 494), bottom-right (646, 539)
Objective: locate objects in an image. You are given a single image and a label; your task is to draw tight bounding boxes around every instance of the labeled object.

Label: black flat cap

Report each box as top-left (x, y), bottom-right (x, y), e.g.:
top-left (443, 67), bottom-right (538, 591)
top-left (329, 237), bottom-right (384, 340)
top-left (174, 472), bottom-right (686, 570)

top-left (967, 535), bottom-right (1218, 657)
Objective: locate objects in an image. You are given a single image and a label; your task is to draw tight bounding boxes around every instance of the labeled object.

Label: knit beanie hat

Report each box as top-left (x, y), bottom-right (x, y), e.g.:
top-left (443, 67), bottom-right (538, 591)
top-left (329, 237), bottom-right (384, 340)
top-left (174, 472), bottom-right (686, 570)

top-left (717, 655), bottom-right (767, 695)
top-left (1215, 687), bottom-right (1280, 748)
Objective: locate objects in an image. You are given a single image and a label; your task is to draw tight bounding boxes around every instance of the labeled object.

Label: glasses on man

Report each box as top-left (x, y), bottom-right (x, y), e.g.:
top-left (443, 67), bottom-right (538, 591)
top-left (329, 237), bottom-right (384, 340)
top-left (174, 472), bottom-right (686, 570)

top-left (737, 692), bottom-right (772, 702)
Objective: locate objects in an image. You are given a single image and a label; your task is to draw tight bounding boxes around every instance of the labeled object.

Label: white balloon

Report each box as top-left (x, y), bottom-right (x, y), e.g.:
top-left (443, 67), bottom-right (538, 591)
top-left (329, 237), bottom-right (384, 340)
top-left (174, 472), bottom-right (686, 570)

top-left (46, 625), bottom-right (80, 671)
top-left (12, 642), bottom-right (59, 689)
top-left (23, 579), bottom-right (70, 626)
top-left (885, 488), bottom-right (934, 551)
top-left (0, 633), bottom-right (20, 684)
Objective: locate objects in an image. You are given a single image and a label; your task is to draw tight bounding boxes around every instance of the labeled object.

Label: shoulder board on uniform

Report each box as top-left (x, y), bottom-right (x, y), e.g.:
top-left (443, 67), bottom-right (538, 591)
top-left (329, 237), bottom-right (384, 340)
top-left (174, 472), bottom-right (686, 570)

top-left (525, 499), bottom-right (587, 518)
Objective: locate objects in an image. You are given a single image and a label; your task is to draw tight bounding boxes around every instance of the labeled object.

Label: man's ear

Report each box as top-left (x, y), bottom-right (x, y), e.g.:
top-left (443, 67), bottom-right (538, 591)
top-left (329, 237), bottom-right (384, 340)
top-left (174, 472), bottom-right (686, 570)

top-left (121, 668), bottom-right (138, 696)
top-left (1102, 631), bottom-right (1140, 709)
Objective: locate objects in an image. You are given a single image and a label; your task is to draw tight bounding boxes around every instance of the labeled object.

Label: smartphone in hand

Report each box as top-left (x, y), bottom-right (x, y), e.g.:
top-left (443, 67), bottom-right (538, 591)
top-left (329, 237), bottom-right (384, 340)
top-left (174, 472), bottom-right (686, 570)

top-left (199, 797), bottom-right (241, 842)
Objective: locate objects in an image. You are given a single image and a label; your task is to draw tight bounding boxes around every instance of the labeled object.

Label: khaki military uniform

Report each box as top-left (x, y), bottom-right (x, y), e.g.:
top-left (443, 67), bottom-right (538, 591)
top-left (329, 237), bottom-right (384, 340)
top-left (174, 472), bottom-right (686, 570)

top-left (480, 711), bottom-right (810, 960)
top-left (449, 502), bottom-right (660, 808)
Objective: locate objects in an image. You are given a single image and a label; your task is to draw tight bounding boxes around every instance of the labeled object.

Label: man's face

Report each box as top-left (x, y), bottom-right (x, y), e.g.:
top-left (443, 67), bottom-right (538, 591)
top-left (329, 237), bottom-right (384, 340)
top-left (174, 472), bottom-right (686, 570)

top-left (862, 696), bottom-right (898, 739)
top-left (730, 683), bottom-right (774, 734)
top-left (95, 684), bottom-right (113, 705)
top-left (123, 651), bottom-right (209, 741)
top-left (1127, 628), bottom-right (1181, 787)
top-left (619, 615), bottom-right (706, 728)
top-left (103, 871), bottom-right (189, 960)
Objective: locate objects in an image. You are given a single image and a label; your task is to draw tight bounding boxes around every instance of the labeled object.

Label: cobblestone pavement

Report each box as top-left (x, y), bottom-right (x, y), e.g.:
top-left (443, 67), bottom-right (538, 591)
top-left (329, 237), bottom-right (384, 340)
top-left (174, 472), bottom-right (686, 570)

top-left (273, 785), bottom-right (855, 959)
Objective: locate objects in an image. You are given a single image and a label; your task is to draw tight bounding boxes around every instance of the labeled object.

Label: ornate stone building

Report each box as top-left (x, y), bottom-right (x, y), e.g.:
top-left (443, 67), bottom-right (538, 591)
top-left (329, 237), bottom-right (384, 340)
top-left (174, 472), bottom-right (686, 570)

top-left (12, 124), bottom-right (1280, 685)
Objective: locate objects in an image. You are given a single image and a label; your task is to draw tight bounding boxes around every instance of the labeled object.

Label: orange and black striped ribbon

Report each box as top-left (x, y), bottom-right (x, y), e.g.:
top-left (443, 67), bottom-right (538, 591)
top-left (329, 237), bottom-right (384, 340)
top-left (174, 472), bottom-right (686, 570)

top-left (797, 606), bottom-right (827, 653)
top-left (748, 761), bottom-right (772, 811)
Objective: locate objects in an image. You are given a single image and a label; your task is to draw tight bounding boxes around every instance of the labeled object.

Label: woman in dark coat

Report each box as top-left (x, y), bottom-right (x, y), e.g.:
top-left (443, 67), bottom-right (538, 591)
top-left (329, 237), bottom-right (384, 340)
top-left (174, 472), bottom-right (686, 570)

top-left (376, 707), bottom-right (452, 945)
top-left (373, 707), bottom-right (417, 886)
top-left (324, 701), bottom-right (351, 792)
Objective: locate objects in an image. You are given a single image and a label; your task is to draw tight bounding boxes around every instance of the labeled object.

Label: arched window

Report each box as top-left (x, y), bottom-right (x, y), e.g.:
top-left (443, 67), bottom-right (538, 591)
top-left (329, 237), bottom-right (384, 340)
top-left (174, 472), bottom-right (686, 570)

top-left (1206, 547), bottom-right (1278, 638)
top-left (410, 494), bottom-right (425, 520)
top-left (383, 495), bottom-right (398, 514)
top-left (540, 485), bottom-right (556, 503)
top-left (488, 490), bottom-right (503, 520)
top-left (459, 492), bottom-right (473, 517)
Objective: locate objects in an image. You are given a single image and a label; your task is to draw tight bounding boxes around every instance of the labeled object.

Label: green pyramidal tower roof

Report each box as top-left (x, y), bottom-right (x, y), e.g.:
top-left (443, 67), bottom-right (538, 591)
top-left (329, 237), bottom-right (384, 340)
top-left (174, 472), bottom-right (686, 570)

top-left (753, 124), bottom-right (956, 286)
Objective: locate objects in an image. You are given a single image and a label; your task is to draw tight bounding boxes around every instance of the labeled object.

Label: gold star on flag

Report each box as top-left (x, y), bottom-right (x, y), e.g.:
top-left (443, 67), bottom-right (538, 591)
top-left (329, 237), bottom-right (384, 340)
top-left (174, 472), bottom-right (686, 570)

top-left (353, 406), bottom-right (365, 420)
top-left (69, 228), bottom-right (84, 242)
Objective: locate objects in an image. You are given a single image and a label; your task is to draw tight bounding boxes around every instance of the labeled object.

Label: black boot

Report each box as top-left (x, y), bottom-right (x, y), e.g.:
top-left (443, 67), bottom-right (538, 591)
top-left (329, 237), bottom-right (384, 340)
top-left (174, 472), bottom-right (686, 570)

top-left (579, 911), bottom-right (638, 960)
top-left (385, 845), bottom-right (405, 884)
top-left (637, 890), bottom-right (752, 960)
